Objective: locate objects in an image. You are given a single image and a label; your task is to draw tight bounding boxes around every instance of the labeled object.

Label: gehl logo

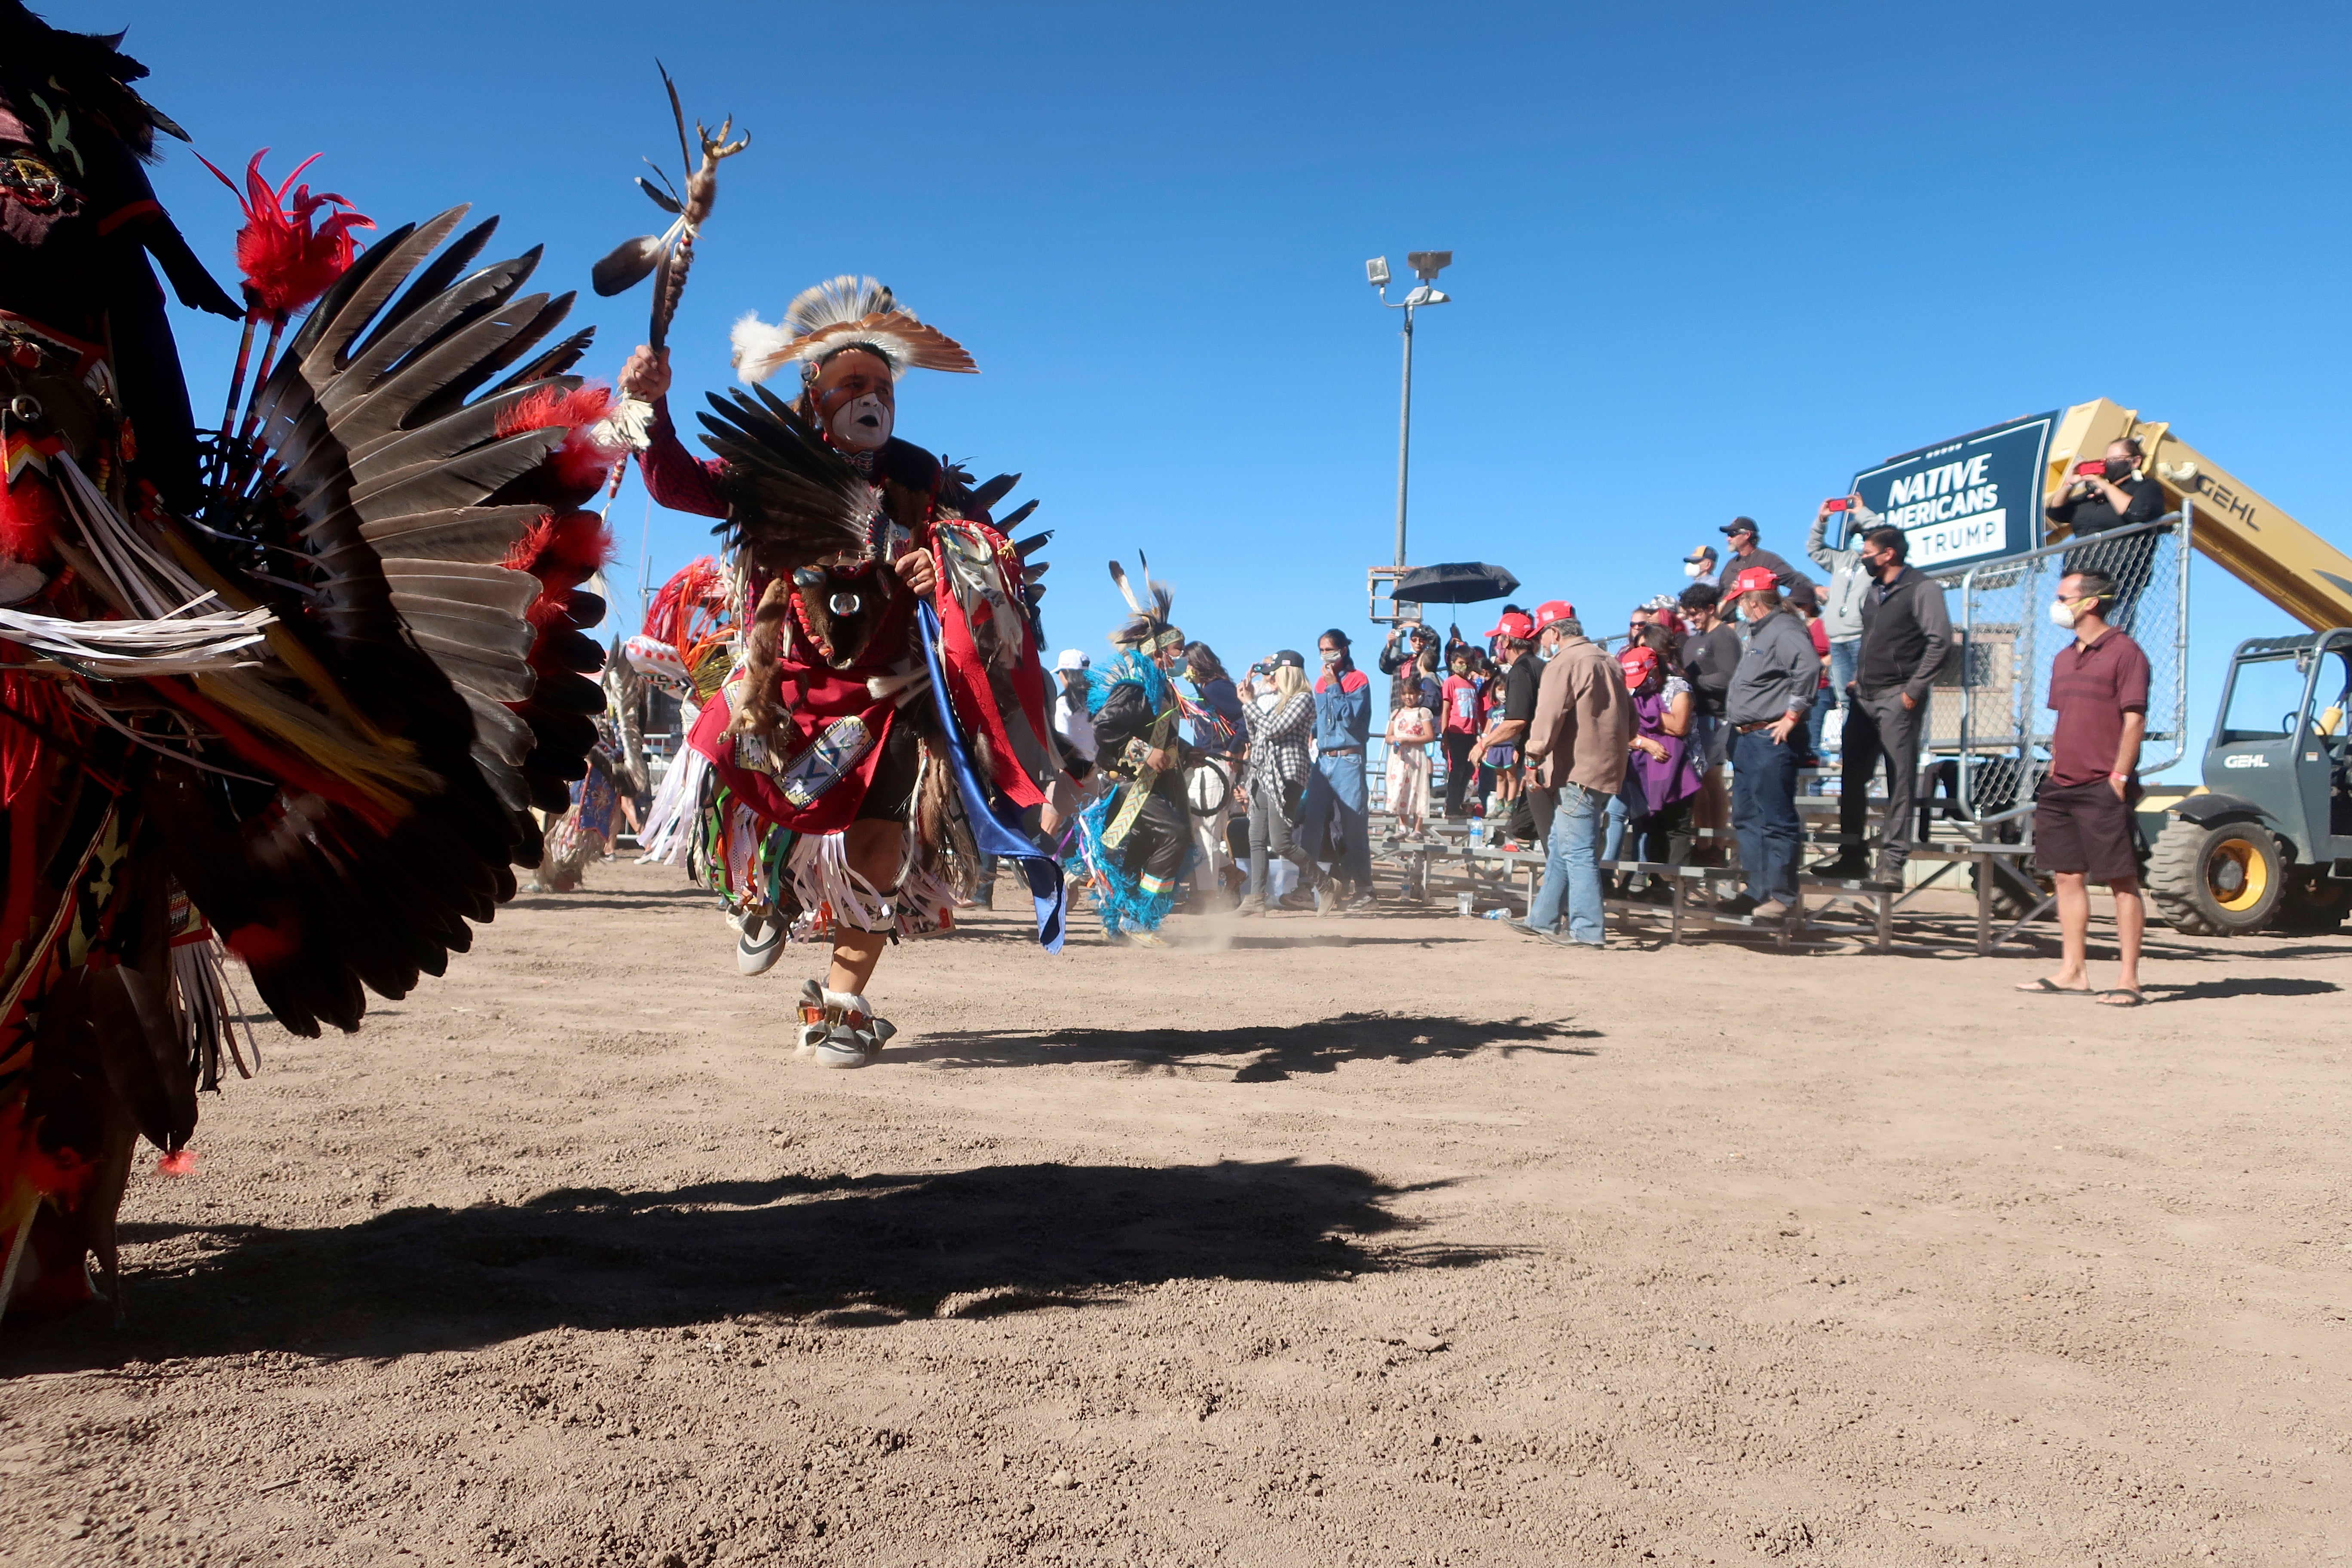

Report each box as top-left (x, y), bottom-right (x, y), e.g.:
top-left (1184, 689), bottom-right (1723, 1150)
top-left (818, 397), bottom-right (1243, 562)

top-left (2184, 472), bottom-right (2262, 530)
top-left (2223, 753), bottom-right (2270, 769)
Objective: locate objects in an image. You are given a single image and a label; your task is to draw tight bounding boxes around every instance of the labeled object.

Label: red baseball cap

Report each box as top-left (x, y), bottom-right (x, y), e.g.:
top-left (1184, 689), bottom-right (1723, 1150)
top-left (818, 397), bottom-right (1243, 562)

top-left (1531, 599), bottom-right (1577, 631)
top-left (1617, 645), bottom-right (1659, 685)
top-left (1727, 566), bottom-right (1780, 596)
top-left (1483, 610), bottom-right (1535, 640)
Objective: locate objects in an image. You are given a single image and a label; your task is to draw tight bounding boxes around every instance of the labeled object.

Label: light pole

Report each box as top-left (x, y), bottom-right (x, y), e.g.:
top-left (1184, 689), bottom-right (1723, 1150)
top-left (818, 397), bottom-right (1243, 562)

top-left (1365, 251), bottom-right (1452, 568)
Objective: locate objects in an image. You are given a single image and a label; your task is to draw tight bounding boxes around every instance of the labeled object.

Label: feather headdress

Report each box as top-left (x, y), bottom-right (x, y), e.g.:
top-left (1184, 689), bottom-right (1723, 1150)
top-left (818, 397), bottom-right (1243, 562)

top-left (730, 275), bottom-right (977, 385)
top-left (1107, 558), bottom-right (1182, 654)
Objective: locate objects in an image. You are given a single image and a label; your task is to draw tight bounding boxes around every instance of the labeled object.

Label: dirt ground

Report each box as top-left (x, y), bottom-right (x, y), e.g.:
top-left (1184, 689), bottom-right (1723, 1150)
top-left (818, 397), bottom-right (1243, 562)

top-left (4, 859), bottom-right (2350, 1568)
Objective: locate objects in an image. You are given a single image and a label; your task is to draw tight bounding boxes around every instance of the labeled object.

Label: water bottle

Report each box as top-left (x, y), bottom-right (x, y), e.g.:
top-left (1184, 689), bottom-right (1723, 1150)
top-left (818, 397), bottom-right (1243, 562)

top-left (1469, 821), bottom-right (1485, 848)
top-left (1480, 907), bottom-right (1509, 920)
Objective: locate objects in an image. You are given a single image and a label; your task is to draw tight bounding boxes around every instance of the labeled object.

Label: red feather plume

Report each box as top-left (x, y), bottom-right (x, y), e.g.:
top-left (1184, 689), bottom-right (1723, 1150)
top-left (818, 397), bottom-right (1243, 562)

top-left (496, 384), bottom-right (622, 504)
top-left (196, 149), bottom-right (374, 317)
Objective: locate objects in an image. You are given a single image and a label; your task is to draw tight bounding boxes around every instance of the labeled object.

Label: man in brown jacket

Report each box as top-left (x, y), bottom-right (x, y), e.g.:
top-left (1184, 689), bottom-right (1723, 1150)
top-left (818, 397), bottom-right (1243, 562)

top-left (1515, 600), bottom-right (1634, 947)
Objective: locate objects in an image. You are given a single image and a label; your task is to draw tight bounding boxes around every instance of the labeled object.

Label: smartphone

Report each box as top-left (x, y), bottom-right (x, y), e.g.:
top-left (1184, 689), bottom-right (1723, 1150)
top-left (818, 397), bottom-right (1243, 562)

top-left (2073, 460), bottom-right (2107, 477)
top-left (1823, 497), bottom-right (1852, 512)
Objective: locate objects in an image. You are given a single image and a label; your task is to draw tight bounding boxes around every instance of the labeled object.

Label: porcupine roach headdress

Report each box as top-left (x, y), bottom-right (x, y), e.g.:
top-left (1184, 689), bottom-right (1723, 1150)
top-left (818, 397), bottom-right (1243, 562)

top-left (729, 275), bottom-right (976, 386)
top-left (1107, 559), bottom-right (1182, 655)
top-left (699, 276), bottom-right (980, 577)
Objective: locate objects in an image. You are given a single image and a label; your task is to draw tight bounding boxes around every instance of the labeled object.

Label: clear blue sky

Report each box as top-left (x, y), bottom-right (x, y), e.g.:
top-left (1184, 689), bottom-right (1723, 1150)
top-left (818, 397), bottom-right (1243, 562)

top-left (88, 0), bottom-right (2352, 779)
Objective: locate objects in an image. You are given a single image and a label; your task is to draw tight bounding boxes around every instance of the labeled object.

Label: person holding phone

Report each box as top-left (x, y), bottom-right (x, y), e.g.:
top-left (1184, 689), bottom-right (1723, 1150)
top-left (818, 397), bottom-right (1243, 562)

top-left (1807, 492), bottom-right (1877, 741)
top-left (2046, 437), bottom-right (2165, 629)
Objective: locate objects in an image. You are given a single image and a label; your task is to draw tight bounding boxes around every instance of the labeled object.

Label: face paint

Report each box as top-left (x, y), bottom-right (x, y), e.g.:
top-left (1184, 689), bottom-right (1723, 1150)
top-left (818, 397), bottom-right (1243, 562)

top-left (829, 393), bottom-right (893, 451)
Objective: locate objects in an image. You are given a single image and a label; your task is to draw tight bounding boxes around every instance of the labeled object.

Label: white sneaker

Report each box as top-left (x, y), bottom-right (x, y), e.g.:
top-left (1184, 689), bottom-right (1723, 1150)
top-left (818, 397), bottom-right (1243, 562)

top-left (737, 910), bottom-right (784, 975)
top-left (796, 985), bottom-right (897, 1069)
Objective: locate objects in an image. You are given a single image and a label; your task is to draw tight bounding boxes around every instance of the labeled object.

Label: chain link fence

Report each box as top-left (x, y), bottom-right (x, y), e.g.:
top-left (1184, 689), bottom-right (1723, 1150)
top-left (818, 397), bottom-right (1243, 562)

top-left (1374, 515), bottom-right (2191, 839)
top-left (1920, 511), bottom-right (2190, 831)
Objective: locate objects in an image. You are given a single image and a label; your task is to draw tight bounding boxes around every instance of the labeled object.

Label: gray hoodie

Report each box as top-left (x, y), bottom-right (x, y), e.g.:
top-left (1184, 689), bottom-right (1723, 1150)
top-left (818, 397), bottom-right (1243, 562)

top-left (1807, 500), bottom-right (1880, 644)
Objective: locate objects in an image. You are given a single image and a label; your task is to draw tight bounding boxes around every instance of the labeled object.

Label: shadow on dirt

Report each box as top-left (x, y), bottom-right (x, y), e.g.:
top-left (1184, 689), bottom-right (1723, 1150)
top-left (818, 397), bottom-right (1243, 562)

top-left (1219, 934), bottom-right (1476, 950)
top-left (506, 888), bottom-right (720, 914)
top-left (1, 1159), bottom-right (1507, 1370)
top-left (2146, 975), bottom-right (2342, 1003)
top-left (892, 1012), bottom-right (1598, 1081)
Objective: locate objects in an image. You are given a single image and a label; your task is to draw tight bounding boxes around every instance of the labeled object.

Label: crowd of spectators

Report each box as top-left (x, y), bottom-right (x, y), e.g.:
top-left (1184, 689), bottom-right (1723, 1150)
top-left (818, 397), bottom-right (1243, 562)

top-left (1044, 489), bottom-right (2150, 959)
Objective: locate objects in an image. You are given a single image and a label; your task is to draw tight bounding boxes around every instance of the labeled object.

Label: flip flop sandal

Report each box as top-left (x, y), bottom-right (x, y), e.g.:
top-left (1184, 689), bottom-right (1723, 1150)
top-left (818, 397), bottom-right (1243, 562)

top-left (2096, 989), bottom-right (2147, 1007)
top-left (2015, 977), bottom-right (2090, 995)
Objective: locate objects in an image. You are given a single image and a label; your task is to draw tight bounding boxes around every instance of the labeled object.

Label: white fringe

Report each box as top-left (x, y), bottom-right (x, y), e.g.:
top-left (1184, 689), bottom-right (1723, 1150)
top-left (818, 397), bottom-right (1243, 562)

top-left (635, 745), bottom-right (710, 867)
top-left (595, 394), bottom-right (658, 453)
top-left (776, 821), bottom-right (954, 944)
top-left (51, 452), bottom-right (223, 620)
top-left (0, 602), bottom-right (273, 676)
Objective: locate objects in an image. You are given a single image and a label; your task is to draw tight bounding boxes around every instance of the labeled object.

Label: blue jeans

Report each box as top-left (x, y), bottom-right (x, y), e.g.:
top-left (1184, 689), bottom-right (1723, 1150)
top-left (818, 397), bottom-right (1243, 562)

top-left (1602, 790), bottom-right (1629, 864)
top-left (1302, 750), bottom-right (1373, 888)
top-left (1525, 783), bottom-right (1609, 944)
top-left (1731, 728), bottom-right (1801, 905)
top-left (1822, 640), bottom-right (1862, 753)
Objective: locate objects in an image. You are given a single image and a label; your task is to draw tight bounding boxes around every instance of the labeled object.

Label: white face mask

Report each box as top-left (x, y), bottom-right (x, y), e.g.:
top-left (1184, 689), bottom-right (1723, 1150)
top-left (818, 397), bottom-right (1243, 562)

top-left (2049, 599), bottom-right (2079, 629)
top-left (1683, 560), bottom-right (1707, 578)
top-left (829, 393), bottom-right (893, 450)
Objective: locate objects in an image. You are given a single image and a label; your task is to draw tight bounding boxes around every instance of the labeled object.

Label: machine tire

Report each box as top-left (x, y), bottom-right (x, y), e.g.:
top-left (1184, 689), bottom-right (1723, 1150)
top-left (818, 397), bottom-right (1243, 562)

top-left (2147, 818), bottom-right (2286, 936)
top-left (1972, 860), bottom-right (2052, 922)
top-left (2269, 871), bottom-right (2352, 935)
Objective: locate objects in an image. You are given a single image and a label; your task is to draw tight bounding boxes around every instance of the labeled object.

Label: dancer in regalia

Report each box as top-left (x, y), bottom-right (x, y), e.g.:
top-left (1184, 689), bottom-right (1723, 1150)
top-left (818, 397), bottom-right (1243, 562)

top-left (615, 277), bottom-right (1070, 1066)
top-left (1072, 568), bottom-right (1197, 946)
top-left (0, 3), bottom-right (613, 1316)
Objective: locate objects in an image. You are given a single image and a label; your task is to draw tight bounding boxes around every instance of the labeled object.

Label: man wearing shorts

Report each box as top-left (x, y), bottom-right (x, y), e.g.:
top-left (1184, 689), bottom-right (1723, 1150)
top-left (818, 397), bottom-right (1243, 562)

top-left (2019, 570), bottom-right (2150, 1005)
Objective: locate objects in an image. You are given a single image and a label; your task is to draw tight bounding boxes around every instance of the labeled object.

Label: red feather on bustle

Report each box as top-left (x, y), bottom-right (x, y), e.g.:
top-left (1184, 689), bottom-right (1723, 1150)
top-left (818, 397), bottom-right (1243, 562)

top-left (196, 149), bottom-right (374, 316)
top-left (505, 510), bottom-right (615, 594)
top-left (496, 385), bottom-right (622, 505)
top-left (157, 1148), bottom-right (197, 1177)
top-left (643, 556), bottom-right (729, 650)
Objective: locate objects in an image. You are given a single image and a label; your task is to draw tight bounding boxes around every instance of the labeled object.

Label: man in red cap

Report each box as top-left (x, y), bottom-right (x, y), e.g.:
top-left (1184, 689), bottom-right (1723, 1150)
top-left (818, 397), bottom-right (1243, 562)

top-left (1469, 608), bottom-right (1540, 823)
top-left (1517, 602), bottom-right (1632, 946)
top-left (1719, 567), bottom-right (1822, 921)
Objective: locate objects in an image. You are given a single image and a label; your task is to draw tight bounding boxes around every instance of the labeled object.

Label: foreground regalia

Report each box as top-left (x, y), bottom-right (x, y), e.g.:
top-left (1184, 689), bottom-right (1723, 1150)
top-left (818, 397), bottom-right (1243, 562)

top-left (0, 4), bottom-right (611, 1316)
top-left (627, 277), bottom-right (1069, 1066)
top-left (1073, 569), bottom-right (1196, 945)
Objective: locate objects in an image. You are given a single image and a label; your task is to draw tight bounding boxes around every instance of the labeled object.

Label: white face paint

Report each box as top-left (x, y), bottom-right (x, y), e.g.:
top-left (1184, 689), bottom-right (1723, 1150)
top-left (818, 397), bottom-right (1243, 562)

top-left (829, 393), bottom-right (893, 451)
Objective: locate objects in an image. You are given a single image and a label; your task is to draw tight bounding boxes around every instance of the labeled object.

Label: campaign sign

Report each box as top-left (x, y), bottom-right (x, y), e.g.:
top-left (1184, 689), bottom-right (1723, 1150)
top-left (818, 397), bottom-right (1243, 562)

top-left (1849, 410), bottom-right (2059, 572)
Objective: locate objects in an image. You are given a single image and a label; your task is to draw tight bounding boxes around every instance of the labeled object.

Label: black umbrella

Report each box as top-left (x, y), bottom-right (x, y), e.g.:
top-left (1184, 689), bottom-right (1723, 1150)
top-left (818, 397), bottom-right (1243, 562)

top-left (1392, 562), bottom-right (1520, 604)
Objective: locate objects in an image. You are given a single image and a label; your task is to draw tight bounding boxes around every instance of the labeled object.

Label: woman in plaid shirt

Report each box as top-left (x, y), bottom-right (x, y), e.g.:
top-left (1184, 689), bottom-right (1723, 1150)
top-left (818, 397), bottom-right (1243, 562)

top-left (1237, 656), bottom-right (1338, 916)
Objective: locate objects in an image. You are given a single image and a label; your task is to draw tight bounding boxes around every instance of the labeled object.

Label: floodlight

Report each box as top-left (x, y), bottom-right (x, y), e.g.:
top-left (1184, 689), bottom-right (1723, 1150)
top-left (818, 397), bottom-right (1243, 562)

top-left (1407, 250), bottom-right (1452, 281)
top-left (1365, 256), bottom-right (1390, 287)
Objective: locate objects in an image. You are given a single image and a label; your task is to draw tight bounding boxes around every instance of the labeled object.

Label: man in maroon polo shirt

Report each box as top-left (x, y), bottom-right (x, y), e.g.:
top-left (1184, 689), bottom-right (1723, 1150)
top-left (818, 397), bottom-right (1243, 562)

top-left (2018, 570), bottom-right (2151, 1005)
